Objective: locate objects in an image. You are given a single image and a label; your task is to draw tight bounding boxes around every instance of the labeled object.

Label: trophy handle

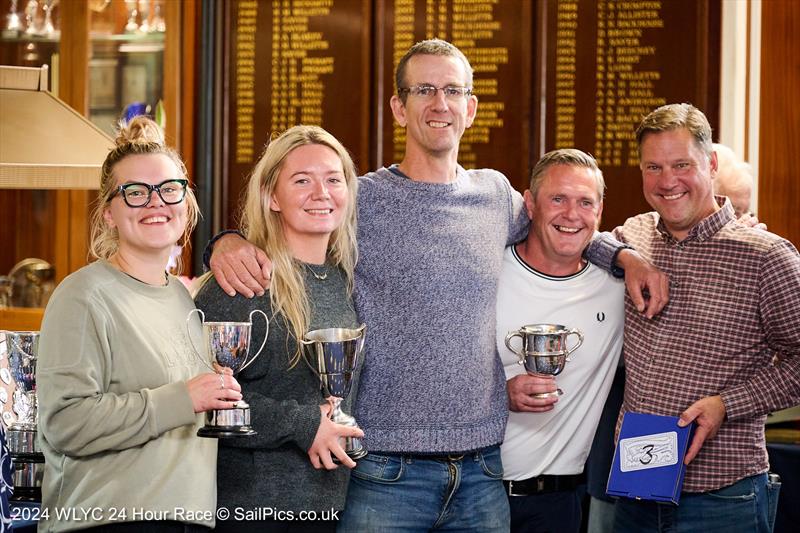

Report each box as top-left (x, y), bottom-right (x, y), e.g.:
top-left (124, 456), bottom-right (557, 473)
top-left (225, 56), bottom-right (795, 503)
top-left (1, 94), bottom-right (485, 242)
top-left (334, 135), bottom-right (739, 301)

top-left (186, 309), bottom-right (215, 372)
top-left (564, 328), bottom-right (584, 361)
top-left (298, 337), bottom-right (321, 378)
top-left (354, 323), bottom-right (367, 367)
top-left (238, 309), bottom-right (269, 373)
top-left (504, 330), bottom-right (526, 365)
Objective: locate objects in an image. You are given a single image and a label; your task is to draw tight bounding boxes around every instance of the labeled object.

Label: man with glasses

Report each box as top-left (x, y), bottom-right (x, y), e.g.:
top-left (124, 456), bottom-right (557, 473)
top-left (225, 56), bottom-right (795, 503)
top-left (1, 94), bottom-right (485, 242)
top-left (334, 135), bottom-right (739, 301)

top-left (206, 40), bottom-right (666, 531)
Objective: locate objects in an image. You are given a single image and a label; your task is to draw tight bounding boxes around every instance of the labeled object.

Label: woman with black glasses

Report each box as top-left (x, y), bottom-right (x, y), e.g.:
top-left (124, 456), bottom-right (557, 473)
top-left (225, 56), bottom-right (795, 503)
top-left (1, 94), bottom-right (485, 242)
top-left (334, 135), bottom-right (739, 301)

top-left (36, 116), bottom-right (241, 532)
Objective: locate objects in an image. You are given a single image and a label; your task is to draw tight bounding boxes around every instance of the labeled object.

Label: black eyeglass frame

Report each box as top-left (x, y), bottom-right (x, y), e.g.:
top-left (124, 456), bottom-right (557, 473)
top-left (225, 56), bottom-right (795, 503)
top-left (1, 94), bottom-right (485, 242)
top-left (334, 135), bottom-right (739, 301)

top-left (110, 178), bottom-right (190, 208)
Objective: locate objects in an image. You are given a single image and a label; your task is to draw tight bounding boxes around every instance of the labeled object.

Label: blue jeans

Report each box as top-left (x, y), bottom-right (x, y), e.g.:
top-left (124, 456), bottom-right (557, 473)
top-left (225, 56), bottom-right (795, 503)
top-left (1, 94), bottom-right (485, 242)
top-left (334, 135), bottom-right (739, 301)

top-left (338, 446), bottom-right (510, 532)
top-left (614, 473), bottom-right (777, 533)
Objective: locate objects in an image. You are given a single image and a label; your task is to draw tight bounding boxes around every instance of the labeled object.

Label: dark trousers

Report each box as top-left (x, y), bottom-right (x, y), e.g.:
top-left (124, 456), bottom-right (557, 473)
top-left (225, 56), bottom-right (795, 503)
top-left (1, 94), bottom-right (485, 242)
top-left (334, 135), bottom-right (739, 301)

top-left (508, 488), bottom-right (583, 533)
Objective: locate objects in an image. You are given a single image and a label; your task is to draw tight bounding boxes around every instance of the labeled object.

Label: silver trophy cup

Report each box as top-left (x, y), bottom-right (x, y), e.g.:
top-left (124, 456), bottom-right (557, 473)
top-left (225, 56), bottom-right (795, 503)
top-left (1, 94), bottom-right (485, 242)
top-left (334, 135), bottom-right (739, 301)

top-left (1, 330), bottom-right (45, 499)
top-left (5, 0), bottom-right (22, 32)
top-left (300, 325), bottom-right (366, 461)
top-left (504, 324), bottom-right (584, 398)
top-left (187, 309), bottom-right (268, 438)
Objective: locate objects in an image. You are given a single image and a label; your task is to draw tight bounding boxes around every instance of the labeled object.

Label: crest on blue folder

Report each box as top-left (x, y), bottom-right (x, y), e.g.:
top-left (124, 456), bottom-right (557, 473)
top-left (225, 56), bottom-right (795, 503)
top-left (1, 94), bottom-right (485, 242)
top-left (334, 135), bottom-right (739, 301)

top-left (607, 412), bottom-right (695, 504)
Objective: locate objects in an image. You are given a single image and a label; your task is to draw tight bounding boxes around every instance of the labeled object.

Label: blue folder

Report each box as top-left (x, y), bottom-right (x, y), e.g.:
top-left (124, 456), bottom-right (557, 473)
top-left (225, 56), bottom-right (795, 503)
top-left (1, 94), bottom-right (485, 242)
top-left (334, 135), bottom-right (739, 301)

top-left (606, 412), bottom-right (695, 504)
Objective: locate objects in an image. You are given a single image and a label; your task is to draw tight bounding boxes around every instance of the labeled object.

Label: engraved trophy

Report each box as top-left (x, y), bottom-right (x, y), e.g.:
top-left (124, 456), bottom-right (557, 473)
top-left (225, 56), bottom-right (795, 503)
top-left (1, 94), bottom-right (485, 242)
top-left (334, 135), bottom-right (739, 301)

top-left (187, 309), bottom-right (268, 438)
top-left (0, 330), bottom-right (45, 499)
top-left (300, 325), bottom-right (366, 460)
top-left (137, 0), bottom-right (150, 33)
top-left (150, 0), bottom-right (165, 32)
top-left (4, 0), bottom-right (22, 33)
top-left (123, 0), bottom-right (138, 33)
top-left (504, 324), bottom-right (584, 398)
top-left (23, 0), bottom-right (38, 35)
top-left (39, 0), bottom-right (57, 37)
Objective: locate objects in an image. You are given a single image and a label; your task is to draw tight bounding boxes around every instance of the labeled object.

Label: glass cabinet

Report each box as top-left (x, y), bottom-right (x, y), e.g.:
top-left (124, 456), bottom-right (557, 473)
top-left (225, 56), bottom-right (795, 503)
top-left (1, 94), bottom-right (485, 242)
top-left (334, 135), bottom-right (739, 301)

top-left (0, 0), bottom-right (194, 330)
top-left (87, 0), bottom-right (167, 135)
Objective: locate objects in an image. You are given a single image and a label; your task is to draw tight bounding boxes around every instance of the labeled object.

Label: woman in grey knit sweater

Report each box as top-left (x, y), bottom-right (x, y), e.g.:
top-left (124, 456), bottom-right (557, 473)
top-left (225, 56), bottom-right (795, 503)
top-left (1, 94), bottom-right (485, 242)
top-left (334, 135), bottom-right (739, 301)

top-left (194, 125), bottom-right (362, 533)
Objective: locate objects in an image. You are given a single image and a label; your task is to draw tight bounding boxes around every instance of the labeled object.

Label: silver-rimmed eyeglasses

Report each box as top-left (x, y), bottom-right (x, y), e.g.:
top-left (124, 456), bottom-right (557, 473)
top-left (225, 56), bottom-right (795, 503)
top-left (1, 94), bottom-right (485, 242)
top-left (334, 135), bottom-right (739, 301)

top-left (110, 179), bottom-right (189, 208)
top-left (398, 84), bottom-right (473, 99)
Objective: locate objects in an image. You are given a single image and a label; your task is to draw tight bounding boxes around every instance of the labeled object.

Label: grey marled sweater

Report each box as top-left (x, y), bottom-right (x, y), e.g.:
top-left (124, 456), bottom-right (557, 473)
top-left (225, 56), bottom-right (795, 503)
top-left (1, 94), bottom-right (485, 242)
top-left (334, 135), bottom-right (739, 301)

top-left (355, 166), bottom-right (512, 452)
top-left (353, 165), bottom-right (620, 453)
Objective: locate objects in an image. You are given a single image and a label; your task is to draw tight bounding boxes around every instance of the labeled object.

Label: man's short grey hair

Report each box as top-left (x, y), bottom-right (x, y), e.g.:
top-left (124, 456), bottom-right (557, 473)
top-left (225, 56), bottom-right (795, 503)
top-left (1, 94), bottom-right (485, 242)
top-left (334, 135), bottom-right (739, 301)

top-left (529, 149), bottom-right (605, 200)
top-left (635, 103), bottom-right (713, 159)
top-left (395, 39), bottom-right (474, 103)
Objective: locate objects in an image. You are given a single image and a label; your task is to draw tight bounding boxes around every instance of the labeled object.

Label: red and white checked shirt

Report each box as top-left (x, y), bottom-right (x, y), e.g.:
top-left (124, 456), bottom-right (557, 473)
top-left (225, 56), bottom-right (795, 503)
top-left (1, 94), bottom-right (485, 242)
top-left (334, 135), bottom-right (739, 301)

top-left (613, 198), bottom-right (800, 493)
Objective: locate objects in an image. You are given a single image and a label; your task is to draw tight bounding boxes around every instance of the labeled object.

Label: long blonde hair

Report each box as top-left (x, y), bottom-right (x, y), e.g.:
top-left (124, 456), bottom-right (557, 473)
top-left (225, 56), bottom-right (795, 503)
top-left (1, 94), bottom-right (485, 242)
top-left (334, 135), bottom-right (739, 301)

top-left (241, 125), bottom-right (358, 366)
top-left (89, 116), bottom-right (199, 273)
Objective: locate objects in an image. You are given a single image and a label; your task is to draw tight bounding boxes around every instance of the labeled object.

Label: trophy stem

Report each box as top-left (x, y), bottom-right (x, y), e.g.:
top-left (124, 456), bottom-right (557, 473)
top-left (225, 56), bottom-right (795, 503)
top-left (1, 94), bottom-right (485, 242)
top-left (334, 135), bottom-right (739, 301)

top-left (326, 396), bottom-right (366, 460)
top-left (328, 396), bottom-right (344, 420)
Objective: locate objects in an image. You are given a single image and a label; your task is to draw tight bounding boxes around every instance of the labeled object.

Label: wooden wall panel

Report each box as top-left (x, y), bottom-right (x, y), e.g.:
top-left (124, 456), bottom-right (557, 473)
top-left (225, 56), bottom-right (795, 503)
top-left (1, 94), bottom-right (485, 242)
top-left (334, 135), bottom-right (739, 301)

top-left (377, 0), bottom-right (533, 189)
top-left (212, 1), bottom-right (722, 238)
top-left (758, 1), bottom-right (800, 248)
top-left (222, 0), bottom-right (372, 229)
top-left (58, 1), bottom-right (91, 281)
top-left (534, 0), bottom-right (720, 231)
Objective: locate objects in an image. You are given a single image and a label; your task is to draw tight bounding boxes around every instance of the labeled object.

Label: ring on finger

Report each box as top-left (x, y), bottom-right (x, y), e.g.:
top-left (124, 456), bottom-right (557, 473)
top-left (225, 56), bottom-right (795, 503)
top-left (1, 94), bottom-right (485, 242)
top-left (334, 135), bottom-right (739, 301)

top-left (219, 374), bottom-right (225, 390)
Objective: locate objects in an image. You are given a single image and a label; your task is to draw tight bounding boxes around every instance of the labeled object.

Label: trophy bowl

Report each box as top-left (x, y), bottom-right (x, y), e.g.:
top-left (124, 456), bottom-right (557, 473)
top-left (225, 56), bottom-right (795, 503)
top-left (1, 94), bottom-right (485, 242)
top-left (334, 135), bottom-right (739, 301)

top-left (524, 352), bottom-right (568, 376)
top-left (300, 325), bottom-right (366, 461)
top-left (187, 309), bottom-right (268, 438)
top-left (504, 324), bottom-right (584, 398)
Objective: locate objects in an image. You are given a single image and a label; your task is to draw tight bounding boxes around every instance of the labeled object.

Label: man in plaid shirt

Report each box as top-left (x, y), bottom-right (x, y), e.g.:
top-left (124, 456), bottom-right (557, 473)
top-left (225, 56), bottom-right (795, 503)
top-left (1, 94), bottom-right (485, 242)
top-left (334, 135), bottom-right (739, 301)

top-left (612, 103), bottom-right (800, 532)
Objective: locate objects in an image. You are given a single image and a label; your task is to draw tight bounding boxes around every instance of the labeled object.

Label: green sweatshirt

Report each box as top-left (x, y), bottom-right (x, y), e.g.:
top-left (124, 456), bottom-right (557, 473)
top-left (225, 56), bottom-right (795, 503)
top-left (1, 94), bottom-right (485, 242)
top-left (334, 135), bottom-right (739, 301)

top-left (37, 260), bottom-right (217, 532)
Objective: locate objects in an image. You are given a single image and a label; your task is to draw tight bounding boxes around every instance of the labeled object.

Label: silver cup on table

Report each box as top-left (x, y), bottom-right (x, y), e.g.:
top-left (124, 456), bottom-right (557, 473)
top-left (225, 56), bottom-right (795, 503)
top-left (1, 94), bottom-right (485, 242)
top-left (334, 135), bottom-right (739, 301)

top-left (187, 309), bottom-right (268, 438)
top-left (504, 324), bottom-right (584, 398)
top-left (300, 325), bottom-right (366, 461)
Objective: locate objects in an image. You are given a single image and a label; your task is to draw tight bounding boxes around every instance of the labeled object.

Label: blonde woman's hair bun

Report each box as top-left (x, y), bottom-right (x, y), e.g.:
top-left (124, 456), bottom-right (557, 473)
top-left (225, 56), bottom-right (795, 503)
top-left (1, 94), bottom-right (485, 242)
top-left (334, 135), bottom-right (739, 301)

top-left (115, 115), bottom-right (165, 147)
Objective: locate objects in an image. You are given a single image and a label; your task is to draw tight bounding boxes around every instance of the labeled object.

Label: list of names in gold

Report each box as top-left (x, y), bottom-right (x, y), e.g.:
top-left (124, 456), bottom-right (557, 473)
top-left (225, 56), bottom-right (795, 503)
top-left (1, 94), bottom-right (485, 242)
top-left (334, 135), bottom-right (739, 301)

top-left (391, 0), bottom-right (509, 167)
top-left (391, 0), bottom-right (415, 162)
top-left (269, 0), bottom-right (334, 134)
top-left (553, 0), bottom-right (578, 150)
top-left (234, 1), bottom-right (258, 164)
top-left (594, 0), bottom-right (666, 167)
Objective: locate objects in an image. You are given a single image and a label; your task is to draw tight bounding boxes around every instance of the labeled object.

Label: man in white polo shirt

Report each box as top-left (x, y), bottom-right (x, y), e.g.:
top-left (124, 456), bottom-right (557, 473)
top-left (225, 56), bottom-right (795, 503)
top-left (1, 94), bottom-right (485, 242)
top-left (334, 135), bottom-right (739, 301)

top-left (497, 149), bottom-right (625, 533)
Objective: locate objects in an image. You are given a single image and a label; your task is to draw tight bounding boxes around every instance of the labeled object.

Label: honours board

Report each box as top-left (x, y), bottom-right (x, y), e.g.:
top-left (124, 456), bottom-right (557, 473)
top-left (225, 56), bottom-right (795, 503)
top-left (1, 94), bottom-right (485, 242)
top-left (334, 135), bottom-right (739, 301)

top-left (218, 0), bottom-right (719, 232)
